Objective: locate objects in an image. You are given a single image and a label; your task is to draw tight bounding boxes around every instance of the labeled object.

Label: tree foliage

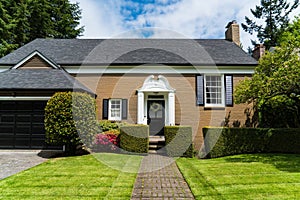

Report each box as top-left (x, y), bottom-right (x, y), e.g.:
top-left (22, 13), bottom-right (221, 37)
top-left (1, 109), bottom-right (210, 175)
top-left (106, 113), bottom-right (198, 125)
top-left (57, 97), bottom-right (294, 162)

top-left (242, 0), bottom-right (299, 49)
top-left (235, 19), bottom-right (300, 127)
top-left (0, 2), bottom-right (17, 56)
top-left (0, 0), bottom-right (84, 57)
top-left (279, 15), bottom-right (300, 46)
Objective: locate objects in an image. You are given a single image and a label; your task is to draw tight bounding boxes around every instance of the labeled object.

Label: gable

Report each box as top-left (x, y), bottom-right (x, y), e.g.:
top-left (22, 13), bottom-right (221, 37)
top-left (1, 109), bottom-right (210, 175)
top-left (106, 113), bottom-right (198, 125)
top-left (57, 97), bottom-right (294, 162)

top-left (17, 55), bottom-right (53, 69)
top-left (12, 50), bottom-right (59, 70)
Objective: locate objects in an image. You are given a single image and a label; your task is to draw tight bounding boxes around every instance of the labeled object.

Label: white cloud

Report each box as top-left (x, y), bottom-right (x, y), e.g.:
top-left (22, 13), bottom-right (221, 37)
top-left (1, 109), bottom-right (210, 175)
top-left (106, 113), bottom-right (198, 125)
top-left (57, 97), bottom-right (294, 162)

top-left (70, 0), bottom-right (126, 38)
top-left (71, 0), bottom-right (300, 50)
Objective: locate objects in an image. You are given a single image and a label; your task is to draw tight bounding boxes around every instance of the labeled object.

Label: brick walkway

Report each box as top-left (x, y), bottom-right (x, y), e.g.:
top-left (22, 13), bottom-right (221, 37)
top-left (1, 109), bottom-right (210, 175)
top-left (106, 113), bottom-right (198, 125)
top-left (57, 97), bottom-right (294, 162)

top-left (131, 153), bottom-right (195, 200)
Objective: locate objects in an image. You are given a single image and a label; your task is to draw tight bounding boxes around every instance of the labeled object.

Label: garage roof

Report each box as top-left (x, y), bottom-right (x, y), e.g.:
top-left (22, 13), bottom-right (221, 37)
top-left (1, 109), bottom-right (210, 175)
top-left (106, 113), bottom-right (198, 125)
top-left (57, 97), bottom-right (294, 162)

top-left (0, 69), bottom-right (94, 94)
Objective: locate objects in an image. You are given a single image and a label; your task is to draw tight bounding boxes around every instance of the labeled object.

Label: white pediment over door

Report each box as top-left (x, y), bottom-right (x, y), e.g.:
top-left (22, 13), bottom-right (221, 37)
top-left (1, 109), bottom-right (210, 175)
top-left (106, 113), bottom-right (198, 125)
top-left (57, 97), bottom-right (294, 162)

top-left (138, 75), bottom-right (175, 93)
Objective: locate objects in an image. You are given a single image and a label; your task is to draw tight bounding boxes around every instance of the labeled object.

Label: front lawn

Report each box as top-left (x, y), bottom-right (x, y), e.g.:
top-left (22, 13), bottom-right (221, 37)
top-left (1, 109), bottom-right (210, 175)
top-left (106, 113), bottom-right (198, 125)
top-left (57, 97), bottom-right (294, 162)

top-left (177, 154), bottom-right (300, 200)
top-left (0, 153), bottom-right (142, 199)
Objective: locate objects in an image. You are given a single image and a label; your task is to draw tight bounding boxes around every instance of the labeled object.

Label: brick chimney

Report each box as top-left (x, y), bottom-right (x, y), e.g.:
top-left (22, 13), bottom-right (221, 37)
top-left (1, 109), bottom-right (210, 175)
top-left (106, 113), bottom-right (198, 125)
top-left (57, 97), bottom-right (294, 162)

top-left (252, 44), bottom-right (265, 60)
top-left (225, 20), bottom-right (240, 46)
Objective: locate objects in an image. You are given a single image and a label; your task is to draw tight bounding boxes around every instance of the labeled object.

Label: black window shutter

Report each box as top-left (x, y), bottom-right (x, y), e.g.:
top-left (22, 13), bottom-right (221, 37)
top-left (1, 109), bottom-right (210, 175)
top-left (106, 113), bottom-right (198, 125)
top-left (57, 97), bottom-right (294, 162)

top-left (196, 75), bottom-right (204, 106)
top-left (225, 75), bottom-right (233, 106)
top-left (122, 99), bottom-right (128, 120)
top-left (102, 99), bottom-right (109, 119)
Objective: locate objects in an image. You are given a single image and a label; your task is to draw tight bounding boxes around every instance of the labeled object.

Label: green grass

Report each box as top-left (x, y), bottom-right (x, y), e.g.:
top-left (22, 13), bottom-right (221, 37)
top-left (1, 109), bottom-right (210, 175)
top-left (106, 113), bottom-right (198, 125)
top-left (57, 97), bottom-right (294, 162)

top-left (0, 153), bottom-right (142, 200)
top-left (177, 154), bottom-right (300, 200)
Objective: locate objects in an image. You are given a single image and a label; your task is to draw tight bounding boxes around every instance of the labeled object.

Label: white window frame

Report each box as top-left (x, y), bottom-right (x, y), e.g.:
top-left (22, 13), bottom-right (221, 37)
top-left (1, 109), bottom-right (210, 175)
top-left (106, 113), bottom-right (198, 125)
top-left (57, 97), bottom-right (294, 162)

top-left (204, 74), bottom-right (225, 107)
top-left (108, 99), bottom-right (122, 121)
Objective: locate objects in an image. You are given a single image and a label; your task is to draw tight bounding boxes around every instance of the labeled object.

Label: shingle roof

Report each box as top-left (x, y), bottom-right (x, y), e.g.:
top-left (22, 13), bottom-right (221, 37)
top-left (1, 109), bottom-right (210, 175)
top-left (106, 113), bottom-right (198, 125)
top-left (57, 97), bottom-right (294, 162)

top-left (0, 69), bottom-right (94, 93)
top-left (0, 39), bottom-right (257, 66)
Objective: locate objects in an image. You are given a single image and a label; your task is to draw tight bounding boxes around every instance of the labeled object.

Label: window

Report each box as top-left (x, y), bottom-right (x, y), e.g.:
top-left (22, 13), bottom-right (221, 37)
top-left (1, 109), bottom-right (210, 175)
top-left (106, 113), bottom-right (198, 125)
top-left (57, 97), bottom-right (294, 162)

top-left (196, 74), bottom-right (233, 107)
top-left (205, 75), bottom-right (223, 106)
top-left (103, 99), bottom-right (128, 120)
top-left (109, 99), bottom-right (122, 120)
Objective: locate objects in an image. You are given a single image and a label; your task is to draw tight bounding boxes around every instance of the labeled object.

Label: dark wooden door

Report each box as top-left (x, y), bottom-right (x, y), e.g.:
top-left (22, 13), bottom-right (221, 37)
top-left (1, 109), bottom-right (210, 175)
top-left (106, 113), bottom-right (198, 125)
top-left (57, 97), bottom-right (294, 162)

top-left (147, 100), bottom-right (165, 136)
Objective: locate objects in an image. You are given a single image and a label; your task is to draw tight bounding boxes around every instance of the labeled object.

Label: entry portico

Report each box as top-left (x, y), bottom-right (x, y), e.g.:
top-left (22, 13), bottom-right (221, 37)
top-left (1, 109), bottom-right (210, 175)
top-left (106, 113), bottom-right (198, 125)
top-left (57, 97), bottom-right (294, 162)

top-left (137, 75), bottom-right (176, 134)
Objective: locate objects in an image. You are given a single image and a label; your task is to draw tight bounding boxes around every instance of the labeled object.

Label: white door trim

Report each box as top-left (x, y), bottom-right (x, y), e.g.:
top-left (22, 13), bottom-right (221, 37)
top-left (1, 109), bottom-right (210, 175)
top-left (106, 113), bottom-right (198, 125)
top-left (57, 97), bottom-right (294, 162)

top-left (137, 75), bottom-right (175, 126)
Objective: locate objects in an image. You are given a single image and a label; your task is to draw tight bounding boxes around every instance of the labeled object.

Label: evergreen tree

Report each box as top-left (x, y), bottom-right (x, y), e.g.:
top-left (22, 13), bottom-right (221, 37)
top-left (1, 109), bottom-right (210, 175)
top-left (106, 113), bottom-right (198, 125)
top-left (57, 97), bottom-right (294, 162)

top-left (0, 0), bottom-right (84, 57)
top-left (242, 0), bottom-right (299, 49)
top-left (50, 0), bottom-right (84, 39)
top-left (28, 0), bottom-right (53, 40)
top-left (9, 0), bottom-right (31, 47)
top-left (0, 1), bottom-right (16, 57)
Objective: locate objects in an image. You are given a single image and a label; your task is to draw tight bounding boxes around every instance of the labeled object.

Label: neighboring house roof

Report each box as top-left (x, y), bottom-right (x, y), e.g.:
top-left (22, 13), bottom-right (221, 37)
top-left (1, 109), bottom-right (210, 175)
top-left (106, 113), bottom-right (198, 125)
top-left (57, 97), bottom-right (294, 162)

top-left (0, 69), bottom-right (94, 94)
top-left (0, 39), bottom-right (257, 66)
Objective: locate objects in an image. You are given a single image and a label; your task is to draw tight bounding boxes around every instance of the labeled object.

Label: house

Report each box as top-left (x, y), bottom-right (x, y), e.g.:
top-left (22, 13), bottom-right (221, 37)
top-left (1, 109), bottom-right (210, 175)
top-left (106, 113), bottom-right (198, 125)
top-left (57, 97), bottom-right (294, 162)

top-left (0, 21), bottom-right (257, 150)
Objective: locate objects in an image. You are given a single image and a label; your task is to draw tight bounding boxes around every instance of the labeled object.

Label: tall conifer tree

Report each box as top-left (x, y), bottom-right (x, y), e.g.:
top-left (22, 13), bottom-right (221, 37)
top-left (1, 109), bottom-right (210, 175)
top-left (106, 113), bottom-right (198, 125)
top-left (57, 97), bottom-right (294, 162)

top-left (242, 0), bottom-right (299, 49)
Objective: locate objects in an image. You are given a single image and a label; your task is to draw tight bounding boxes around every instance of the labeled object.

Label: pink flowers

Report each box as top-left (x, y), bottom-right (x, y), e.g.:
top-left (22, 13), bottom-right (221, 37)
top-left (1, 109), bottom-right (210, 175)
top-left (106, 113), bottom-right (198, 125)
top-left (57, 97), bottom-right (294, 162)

top-left (94, 131), bottom-right (120, 152)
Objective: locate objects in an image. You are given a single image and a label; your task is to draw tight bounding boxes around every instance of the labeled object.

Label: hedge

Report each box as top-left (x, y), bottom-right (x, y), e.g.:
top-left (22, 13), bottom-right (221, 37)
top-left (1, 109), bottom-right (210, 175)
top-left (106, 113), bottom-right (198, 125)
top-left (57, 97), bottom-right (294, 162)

top-left (119, 125), bottom-right (149, 154)
top-left (164, 126), bottom-right (194, 157)
top-left (202, 127), bottom-right (300, 158)
top-left (45, 92), bottom-right (99, 154)
top-left (268, 129), bottom-right (300, 153)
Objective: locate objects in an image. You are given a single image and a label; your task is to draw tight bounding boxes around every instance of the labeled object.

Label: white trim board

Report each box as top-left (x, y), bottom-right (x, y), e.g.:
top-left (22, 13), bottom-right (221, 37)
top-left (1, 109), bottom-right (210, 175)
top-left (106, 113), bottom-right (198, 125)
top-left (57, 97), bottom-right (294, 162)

top-left (64, 65), bottom-right (255, 75)
top-left (0, 96), bottom-right (51, 101)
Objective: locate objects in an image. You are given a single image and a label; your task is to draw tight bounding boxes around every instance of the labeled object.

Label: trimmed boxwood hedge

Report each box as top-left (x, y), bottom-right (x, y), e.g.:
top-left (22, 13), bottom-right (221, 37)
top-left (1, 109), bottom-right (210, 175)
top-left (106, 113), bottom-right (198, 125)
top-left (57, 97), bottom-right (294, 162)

top-left (119, 125), bottom-right (149, 154)
top-left (202, 127), bottom-right (300, 158)
top-left (164, 126), bottom-right (194, 158)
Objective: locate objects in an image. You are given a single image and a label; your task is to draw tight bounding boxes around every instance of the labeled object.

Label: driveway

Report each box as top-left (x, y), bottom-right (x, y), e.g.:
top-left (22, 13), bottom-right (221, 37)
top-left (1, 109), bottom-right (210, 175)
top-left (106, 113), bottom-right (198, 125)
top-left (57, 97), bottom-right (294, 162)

top-left (0, 150), bottom-right (51, 180)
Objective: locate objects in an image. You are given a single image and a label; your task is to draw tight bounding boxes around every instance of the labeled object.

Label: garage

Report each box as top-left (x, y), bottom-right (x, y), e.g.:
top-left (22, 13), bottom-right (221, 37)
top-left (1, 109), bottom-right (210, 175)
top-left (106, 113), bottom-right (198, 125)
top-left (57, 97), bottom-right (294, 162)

top-left (0, 65), bottom-right (94, 149)
top-left (0, 50), bottom-right (95, 149)
top-left (0, 100), bottom-right (48, 149)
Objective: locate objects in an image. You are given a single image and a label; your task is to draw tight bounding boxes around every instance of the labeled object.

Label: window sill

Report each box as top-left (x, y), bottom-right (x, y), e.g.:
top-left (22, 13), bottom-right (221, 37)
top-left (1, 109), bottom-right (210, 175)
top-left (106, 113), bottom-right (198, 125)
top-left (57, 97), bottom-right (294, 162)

top-left (204, 107), bottom-right (226, 110)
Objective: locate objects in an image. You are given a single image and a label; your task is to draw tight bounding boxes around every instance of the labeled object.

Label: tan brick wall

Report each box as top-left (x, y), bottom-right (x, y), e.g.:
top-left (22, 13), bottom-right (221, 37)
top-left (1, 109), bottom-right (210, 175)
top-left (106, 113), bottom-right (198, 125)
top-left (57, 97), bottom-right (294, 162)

top-left (75, 74), bottom-right (251, 151)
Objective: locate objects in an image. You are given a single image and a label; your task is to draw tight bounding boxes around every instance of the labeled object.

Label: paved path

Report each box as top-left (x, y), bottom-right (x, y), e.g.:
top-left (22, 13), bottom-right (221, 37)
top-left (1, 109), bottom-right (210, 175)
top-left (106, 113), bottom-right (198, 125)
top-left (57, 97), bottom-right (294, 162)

top-left (131, 154), bottom-right (195, 200)
top-left (0, 150), bottom-right (49, 180)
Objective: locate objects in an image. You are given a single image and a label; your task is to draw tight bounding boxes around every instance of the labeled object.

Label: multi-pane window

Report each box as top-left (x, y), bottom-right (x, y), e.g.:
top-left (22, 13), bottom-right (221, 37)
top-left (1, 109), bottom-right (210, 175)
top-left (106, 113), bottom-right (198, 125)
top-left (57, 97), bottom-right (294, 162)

top-left (109, 99), bottom-right (121, 120)
top-left (103, 98), bottom-right (128, 121)
top-left (196, 74), bottom-right (233, 107)
top-left (205, 75), bottom-right (223, 105)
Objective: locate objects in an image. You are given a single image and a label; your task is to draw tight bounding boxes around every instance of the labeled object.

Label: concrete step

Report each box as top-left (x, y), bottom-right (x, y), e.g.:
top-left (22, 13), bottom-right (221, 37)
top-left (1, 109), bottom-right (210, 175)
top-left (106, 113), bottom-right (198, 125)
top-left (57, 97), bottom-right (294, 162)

top-left (149, 144), bottom-right (164, 150)
top-left (148, 149), bottom-right (167, 155)
top-left (149, 136), bottom-right (165, 143)
top-left (149, 136), bottom-right (165, 151)
top-left (148, 149), bottom-right (158, 154)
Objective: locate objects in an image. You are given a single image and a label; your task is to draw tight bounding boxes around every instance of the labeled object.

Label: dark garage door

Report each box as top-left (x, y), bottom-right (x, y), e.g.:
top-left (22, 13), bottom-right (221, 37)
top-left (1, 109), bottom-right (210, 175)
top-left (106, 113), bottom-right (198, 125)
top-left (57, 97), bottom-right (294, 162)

top-left (0, 100), bottom-right (50, 149)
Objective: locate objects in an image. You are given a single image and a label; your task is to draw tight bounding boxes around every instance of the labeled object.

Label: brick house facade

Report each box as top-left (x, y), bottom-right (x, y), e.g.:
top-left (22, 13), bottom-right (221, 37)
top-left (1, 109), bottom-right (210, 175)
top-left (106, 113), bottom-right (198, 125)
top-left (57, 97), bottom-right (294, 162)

top-left (0, 22), bottom-right (257, 150)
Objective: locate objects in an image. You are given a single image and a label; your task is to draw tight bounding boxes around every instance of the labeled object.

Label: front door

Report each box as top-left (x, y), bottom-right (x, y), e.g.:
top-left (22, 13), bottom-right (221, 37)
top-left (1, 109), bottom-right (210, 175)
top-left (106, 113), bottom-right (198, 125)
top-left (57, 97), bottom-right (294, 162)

top-left (147, 100), bottom-right (165, 136)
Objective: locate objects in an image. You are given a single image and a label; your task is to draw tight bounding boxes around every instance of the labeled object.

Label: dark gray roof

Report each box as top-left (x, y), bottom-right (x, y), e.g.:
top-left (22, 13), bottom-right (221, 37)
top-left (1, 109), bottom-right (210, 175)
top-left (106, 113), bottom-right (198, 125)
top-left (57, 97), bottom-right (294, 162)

top-left (0, 39), bottom-right (257, 66)
top-left (0, 69), bottom-right (94, 94)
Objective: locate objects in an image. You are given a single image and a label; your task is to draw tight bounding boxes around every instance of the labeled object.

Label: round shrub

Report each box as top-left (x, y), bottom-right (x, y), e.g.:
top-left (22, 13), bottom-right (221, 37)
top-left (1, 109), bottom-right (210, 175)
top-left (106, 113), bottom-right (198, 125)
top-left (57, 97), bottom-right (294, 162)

top-left (45, 92), bottom-right (100, 154)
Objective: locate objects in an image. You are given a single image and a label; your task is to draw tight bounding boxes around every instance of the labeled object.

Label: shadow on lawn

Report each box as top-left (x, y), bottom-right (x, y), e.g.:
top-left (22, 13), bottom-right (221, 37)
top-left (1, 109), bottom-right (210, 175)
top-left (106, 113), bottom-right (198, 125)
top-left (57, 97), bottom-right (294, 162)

top-left (224, 154), bottom-right (300, 172)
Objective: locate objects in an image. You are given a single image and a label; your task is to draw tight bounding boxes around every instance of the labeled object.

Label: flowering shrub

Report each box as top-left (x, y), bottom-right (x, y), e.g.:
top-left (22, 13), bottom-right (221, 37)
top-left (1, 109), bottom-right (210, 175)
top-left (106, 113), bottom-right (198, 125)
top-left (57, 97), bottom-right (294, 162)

top-left (94, 133), bottom-right (120, 152)
top-left (103, 129), bottom-right (120, 136)
top-left (99, 120), bottom-right (126, 132)
top-left (94, 121), bottom-right (125, 152)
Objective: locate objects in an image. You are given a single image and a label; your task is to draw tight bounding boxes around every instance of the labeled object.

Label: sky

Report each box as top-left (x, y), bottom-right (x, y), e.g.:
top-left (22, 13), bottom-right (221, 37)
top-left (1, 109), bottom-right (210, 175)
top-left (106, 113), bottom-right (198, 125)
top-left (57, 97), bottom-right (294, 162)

top-left (70, 0), bottom-right (300, 51)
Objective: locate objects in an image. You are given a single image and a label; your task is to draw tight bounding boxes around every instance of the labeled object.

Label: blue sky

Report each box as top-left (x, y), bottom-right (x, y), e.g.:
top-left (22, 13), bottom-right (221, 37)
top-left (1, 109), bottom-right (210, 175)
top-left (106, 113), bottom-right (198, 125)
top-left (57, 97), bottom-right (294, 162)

top-left (70, 0), bottom-right (300, 50)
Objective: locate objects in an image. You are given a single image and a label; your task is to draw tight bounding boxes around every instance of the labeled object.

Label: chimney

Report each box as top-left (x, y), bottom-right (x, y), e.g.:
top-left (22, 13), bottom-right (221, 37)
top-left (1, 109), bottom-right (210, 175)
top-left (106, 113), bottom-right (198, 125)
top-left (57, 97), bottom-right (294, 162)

top-left (225, 20), bottom-right (240, 46)
top-left (252, 44), bottom-right (266, 60)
